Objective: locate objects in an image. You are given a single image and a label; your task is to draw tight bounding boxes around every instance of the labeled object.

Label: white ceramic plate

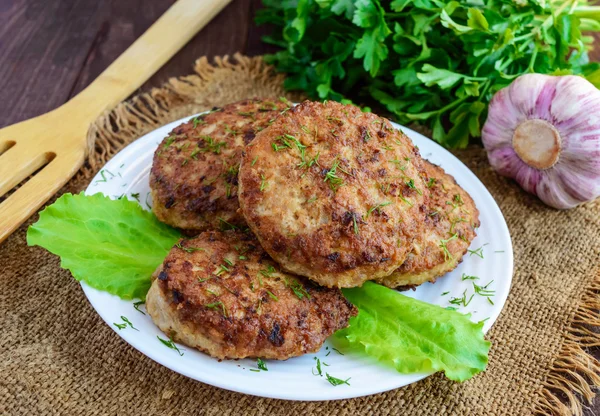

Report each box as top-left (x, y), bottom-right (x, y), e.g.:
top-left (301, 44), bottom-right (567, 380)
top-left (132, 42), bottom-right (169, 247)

top-left (84, 114), bottom-right (513, 401)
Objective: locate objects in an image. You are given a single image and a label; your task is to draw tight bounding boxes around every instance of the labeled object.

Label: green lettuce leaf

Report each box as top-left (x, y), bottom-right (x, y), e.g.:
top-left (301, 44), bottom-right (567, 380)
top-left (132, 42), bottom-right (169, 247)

top-left (27, 193), bottom-right (181, 300)
top-left (337, 281), bottom-right (490, 381)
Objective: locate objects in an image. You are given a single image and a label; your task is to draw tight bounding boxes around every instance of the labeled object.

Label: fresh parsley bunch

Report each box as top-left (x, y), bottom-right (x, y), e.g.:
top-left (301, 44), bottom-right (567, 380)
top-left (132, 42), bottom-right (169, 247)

top-left (257, 0), bottom-right (600, 148)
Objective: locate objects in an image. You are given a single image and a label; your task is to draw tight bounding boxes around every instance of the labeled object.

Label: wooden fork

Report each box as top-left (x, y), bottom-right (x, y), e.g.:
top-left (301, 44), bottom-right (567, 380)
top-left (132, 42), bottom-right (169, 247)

top-left (0, 0), bottom-right (231, 244)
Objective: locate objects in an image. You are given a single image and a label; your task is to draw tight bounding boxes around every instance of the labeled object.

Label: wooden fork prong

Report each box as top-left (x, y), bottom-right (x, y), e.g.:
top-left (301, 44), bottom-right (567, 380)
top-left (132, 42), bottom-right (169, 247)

top-left (0, 140), bottom-right (16, 156)
top-left (0, 153), bottom-right (82, 243)
top-left (0, 148), bottom-right (57, 198)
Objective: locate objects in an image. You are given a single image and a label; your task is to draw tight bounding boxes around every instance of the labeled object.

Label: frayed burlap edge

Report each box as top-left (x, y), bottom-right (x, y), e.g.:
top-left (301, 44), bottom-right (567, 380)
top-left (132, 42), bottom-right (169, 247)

top-left (80, 53), bottom-right (599, 415)
top-left (534, 274), bottom-right (600, 416)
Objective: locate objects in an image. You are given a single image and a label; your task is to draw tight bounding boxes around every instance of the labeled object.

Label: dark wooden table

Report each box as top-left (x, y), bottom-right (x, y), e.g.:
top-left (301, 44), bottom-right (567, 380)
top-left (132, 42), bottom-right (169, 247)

top-left (1, 0), bottom-right (598, 414)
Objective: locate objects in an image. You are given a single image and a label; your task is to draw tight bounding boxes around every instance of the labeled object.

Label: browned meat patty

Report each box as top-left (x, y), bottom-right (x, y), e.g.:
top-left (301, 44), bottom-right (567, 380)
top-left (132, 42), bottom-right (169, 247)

top-left (377, 160), bottom-right (480, 289)
top-left (150, 98), bottom-right (291, 234)
top-left (238, 100), bottom-right (429, 288)
top-left (146, 230), bottom-right (357, 360)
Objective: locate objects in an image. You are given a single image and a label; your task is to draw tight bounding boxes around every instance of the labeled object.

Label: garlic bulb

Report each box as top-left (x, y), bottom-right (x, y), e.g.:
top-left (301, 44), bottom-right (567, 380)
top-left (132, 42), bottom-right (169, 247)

top-left (481, 74), bottom-right (600, 209)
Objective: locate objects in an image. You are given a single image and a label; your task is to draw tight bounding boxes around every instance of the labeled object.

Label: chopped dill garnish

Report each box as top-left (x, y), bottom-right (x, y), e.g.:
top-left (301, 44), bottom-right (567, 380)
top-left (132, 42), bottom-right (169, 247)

top-left (199, 135), bottom-right (227, 154)
top-left (133, 300), bottom-right (145, 315)
top-left (307, 196), bottom-right (317, 204)
top-left (234, 245), bottom-right (250, 255)
top-left (366, 202), bottom-right (392, 218)
top-left (259, 101), bottom-right (278, 111)
top-left (326, 373), bottom-right (351, 386)
top-left (450, 217), bottom-right (467, 233)
top-left (449, 290), bottom-right (474, 307)
top-left (218, 217), bottom-right (238, 231)
top-left (461, 273), bottom-right (479, 281)
top-left (473, 280), bottom-right (495, 298)
top-left (260, 265), bottom-right (276, 278)
top-left (441, 291), bottom-right (450, 296)
top-left (487, 298), bottom-right (495, 305)
top-left (157, 336), bottom-right (184, 356)
top-left (266, 290), bottom-right (279, 301)
top-left (331, 347), bottom-right (344, 355)
top-left (238, 255), bottom-right (247, 260)
top-left (113, 322), bottom-right (126, 330)
top-left (113, 316), bottom-right (138, 331)
top-left (224, 124), bottom-right (239, 136)
top-left (439, 234), bottom-right (458, 261)
top-left (271, 142), bottom-right (286, 152)
top-left (192, 116), bottom-right (205, 128)
top-left (260, 174), bottom-right (267, 192)
top-left (389, 159), bottom-right (408, 171)
top-left (197, 277), bottom-right (214, 283)
top-left (454, 194), bottom-right (464, 206)
top-left (206, 301), bottom-right (228, 317)
top-left (399, 196), bottom-right (413, 207)
top-left (175, 242), bottom-right (206, 253)
top-left (223, 258), bottom-right (234, 267)
top-left (206, 289), bottom-right (218, 296)
top-left (130, 192), bottom-right (140, 202)
top-left (238, 111), bottom-right (256, 121)
top-left (298, 151), bottom-right (320, 169)
top-left (468, 244), bottom-right (488, 258)
top-left (363, 128), bottom-right (372, 142)
top-left (446, 200), bottom-right (459, 210)
top-left (324, 158), bottom-right (344, 191)
top-left (381, 144), bottom-right (393, 151)
top-left (251, 156), bottom-right (258, 166)
top-left (225, 164), bottom-right (240, 177)
top-left (300, 125), bottom-right (311, 134)
top-left (312, 357), bottom-right (323, 376)
top-left (353, 215), bottom-right (359, 235)
top-left (249, 369), bottom-right (260, 372)
top-left (163, 135), bottom-right (175, 148)
top-left (271, 135), bottom-right (293, 151)
top-left (289, 279), bottom-right (311, 300)
top-left (427, 209), bottom-right (440, 218)
top-left (257, 358), bottom-right (268, 371)
top-left (406, 179), bottom-right (422, 195)
top-left (427, 178), bottom-right (436, 188)
top-left (190, 147), bottom-right (202, 160)
top-left (215, 263), bottom-right (230, 276)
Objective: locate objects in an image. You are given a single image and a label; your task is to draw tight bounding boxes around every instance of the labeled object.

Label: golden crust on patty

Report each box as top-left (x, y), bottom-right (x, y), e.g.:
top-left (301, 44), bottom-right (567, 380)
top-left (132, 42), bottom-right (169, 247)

top-left (150, 98), bottom-right (291, 233)
top-left (238, 101), bottom-right (428, 288)
top-left (377, 160), bottom-right (479, 289)
top-left (145, 230), bottom-right (357, 360)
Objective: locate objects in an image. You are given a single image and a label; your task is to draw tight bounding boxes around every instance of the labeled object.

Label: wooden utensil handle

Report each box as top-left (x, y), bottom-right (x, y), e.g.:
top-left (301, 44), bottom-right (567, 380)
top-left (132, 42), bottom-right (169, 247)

top-left (71, 0), bottom-right (232, 118)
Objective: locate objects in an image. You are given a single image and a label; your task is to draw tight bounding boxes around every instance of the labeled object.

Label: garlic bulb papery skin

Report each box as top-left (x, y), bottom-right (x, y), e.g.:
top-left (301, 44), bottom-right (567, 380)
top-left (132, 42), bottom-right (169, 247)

top-left (482, 74), bottom-right (600, 209)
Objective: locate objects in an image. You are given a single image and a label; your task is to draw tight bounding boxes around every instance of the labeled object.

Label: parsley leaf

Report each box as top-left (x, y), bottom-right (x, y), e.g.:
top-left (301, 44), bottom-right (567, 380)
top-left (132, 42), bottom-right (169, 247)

top-left (258, 0), bottom-right (600, 148)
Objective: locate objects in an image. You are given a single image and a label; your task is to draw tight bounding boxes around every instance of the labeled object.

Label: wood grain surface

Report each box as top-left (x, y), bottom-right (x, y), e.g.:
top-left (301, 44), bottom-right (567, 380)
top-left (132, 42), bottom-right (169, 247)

top-left (0, 0), bottom-right (597, 414)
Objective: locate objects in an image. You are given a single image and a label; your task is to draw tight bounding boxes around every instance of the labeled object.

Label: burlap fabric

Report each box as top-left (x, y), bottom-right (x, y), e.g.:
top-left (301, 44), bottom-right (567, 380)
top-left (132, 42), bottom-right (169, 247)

top-left (1, 54), bottom-right (598, 416)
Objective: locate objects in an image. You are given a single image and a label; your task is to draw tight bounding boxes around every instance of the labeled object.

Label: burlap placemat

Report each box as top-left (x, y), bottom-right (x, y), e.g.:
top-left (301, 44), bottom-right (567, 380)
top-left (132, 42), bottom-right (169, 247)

top-left (1, 54), bottom-right (598, 416)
